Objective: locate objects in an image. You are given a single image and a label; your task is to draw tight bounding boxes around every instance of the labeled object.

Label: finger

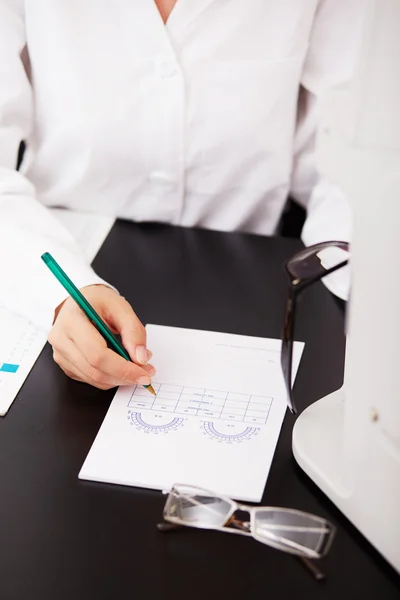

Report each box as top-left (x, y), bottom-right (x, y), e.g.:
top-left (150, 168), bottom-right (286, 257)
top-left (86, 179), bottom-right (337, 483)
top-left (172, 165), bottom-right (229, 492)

top-left (57, 349), bottom-right (155, 390)
top-left (54, 352), bottom-right (116, 390)
top-left (53, 350), bottom-right (87, 382)
top-left (53, 339), bottom-right (127, 389)
top-left (67, 315), bottom-right (154, 385)
top-left (99, 295), bottom-right (149, 365)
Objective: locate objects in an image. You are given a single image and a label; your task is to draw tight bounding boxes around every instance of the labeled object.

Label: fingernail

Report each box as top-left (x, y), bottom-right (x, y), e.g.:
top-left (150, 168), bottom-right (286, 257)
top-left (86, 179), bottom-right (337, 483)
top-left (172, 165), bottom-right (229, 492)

top-left (137, 376), bottom-right (151, 385)
top-left (147, 367), bottom-right (156, 376)
top-left (146, 350), bottom-right (153, 361)
top-left (135, 345), bottom-right (148, 364)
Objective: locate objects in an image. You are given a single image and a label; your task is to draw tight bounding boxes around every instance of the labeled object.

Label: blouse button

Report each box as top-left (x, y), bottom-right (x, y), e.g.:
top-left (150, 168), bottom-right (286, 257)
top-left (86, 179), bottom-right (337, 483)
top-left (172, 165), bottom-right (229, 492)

top-left (155, 57), bottom-right (179, 78)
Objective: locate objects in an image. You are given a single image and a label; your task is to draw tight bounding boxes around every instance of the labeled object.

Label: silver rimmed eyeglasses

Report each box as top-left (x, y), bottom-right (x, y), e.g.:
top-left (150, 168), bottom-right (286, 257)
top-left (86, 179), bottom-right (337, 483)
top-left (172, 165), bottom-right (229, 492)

top-left (157, 484), bottom-right (336, 581)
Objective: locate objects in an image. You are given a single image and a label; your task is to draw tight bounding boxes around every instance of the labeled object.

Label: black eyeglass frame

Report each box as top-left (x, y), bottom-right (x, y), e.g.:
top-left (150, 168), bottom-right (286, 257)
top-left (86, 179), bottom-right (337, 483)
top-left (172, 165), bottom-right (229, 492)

top-left (281, 241), bottom-right (350, 415)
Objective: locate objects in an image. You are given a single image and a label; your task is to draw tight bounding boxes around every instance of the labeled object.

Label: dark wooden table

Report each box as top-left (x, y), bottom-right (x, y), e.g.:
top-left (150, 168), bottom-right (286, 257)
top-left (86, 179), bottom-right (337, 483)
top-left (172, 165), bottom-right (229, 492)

top-left (1, 222), bottom-right (399, 599)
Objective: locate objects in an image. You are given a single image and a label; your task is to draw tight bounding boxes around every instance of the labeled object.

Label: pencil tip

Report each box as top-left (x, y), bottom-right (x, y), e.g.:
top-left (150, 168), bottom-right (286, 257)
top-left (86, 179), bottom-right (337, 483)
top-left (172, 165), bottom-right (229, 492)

top-left (147, 384), bottom-right (156, 396)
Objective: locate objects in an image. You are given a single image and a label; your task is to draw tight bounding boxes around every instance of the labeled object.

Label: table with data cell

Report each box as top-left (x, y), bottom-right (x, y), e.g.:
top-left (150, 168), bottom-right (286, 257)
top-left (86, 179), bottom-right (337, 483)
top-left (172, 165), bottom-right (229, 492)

top-left (128, 383), bottom-right (273, 424)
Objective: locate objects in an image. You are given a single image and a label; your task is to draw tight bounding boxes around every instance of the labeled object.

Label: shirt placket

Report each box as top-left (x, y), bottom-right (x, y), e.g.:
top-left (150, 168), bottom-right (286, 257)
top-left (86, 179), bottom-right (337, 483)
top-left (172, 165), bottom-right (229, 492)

top-left (142, 49), bottom-right (185, 224)
top-left (120, 2), bottom-right (186, 223)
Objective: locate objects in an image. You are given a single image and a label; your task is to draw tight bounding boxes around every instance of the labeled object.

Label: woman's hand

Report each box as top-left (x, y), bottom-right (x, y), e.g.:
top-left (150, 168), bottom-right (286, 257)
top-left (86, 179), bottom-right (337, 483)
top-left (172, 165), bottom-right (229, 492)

top-left (48, 285), bottom-right (155, 390)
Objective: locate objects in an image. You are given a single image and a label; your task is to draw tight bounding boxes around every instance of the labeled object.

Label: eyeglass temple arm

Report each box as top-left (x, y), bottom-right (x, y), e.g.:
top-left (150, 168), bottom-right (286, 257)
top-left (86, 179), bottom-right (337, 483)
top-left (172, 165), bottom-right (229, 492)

top-left (225, 516), bottom-right (326, 581)
top-left (291, 258), bottom-right (349, 293)
top-left (157, 518), bottom-right (326, 582)
top-left (298, 557), bottom-right (326, 582)
top-left (157, 521), bottom-right (184, 532)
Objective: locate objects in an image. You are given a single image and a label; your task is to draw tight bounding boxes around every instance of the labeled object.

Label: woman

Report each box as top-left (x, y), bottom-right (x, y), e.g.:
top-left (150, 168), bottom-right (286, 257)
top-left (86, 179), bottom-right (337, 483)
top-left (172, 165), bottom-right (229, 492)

top-left (0, 0), bottom-right (361, 390)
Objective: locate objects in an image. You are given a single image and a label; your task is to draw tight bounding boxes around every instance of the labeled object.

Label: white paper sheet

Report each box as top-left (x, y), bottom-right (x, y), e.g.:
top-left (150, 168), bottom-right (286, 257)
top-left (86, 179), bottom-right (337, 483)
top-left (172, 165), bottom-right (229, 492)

top-left (79, 325), bottom-right (304, 502)
top-left (0, 209), bottom-right (115, 416)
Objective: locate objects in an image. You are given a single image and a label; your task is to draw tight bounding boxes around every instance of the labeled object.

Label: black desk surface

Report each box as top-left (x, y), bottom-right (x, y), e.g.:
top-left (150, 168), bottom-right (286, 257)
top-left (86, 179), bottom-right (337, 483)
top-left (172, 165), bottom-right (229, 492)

top-left (1, 222), bottom-right (399, 599)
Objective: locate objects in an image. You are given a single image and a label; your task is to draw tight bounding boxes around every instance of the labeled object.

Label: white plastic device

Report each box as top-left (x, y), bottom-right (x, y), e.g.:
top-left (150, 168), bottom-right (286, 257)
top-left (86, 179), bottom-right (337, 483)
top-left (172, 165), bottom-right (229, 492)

top-left (292, 0), bottom-right (400, 573)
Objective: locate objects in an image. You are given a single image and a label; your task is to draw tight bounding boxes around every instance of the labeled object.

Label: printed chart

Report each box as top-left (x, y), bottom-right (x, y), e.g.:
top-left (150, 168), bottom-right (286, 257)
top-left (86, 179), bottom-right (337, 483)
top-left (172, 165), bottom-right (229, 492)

top-left (0, 363), bottom-right (20, 374)
top-left (0, 309), bottom-right (48, 415)
top-left (201, 421), bottom-right (260, 443)
top-left (127, 410), bottom-right (185, 434)
top-left (128, 382), bottom-right (273, 425)
top-left (0, 318), bottom-right (41, 372)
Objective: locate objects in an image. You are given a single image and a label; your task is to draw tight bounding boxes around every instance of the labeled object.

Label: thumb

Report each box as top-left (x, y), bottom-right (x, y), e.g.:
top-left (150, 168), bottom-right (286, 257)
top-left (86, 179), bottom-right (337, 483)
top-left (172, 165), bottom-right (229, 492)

top-left (103, 295), bottom-right (149, 365)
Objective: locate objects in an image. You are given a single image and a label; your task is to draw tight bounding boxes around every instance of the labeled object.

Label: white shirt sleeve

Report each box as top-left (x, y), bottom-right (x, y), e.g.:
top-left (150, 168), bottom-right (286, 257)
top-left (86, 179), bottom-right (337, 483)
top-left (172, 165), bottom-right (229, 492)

top-left (0, 1), bottom-right (109, 331)
top-left (290, 0), bottom-right (363, 301)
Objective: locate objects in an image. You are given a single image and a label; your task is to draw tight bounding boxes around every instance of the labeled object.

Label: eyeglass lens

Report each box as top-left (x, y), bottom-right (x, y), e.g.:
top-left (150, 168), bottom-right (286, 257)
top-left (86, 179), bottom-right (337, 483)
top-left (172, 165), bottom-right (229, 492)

top-left (165, 485), bottom-right (232, 527)
top-left (253, 508), bottom-right (334, 557)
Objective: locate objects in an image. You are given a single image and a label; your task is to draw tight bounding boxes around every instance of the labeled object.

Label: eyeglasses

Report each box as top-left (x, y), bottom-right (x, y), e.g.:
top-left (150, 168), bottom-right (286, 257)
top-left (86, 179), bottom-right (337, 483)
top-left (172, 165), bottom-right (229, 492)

top-left (281, 241), bottom-right (350, 414)
top-left (158, 484), bottom-right (336, 580)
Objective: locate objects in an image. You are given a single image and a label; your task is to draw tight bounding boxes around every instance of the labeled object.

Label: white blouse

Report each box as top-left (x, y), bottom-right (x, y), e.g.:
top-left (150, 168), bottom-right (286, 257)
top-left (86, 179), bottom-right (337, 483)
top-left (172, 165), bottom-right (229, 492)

top-left (0, 0), bottom-right (361, 328)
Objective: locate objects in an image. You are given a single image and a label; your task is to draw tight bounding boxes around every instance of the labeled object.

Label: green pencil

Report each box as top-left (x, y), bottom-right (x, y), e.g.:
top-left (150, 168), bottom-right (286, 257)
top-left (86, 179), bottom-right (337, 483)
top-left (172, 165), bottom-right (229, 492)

top-left (41, 252), bottom-right (155, 396)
